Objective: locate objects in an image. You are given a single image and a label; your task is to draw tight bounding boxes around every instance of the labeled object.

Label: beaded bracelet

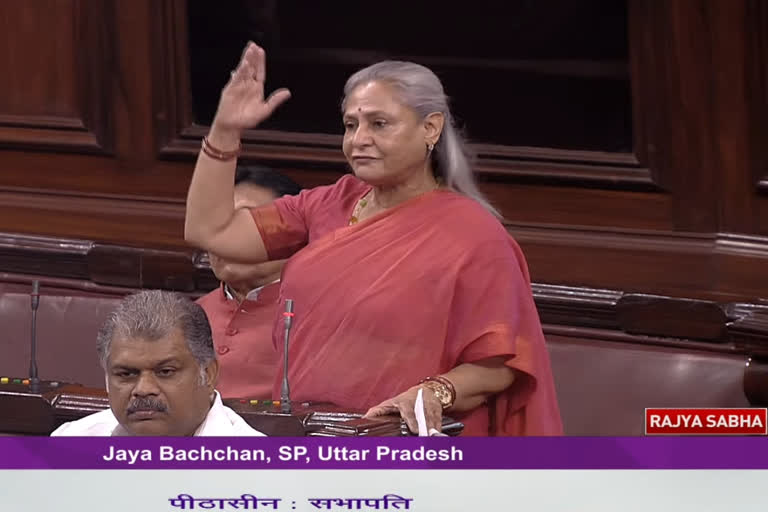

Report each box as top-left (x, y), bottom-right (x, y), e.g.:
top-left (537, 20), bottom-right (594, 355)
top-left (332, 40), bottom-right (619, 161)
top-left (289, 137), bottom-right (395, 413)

top-left (201, 136), bottom-right (241, 161)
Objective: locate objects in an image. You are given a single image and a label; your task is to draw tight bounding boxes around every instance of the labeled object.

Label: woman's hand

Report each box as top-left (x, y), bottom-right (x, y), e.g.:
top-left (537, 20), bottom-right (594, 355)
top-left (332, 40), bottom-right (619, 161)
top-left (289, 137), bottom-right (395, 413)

top-left (211, 41), bottom-right (291, 137)
top-left (363, 359), bottom-right (515, 435)
top-left (364, 385), bottom-right (443, 435)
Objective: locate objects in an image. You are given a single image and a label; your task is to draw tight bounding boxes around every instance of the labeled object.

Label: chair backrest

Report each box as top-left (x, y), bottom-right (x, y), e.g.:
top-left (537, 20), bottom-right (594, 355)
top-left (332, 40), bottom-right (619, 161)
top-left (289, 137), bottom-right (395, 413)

top-left (0, 284), bottom-right (123, 388)
top-left (0, 283), bottom-right (752, 435)
top-left (547, 334), bottom-right (750, 435)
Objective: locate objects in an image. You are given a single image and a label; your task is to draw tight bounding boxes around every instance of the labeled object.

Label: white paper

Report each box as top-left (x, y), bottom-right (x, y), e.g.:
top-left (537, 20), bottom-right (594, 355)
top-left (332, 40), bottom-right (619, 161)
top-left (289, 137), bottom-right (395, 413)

top-left (414, 388), bottom-right (429, 437)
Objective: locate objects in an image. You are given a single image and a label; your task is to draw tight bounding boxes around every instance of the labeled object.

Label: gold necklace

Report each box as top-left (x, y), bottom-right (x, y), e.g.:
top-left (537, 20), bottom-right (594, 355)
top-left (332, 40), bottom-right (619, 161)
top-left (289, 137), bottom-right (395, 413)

top-left (348, 182), bottom-right (440, 225)
top-left (349, 190), bottom-right (372, 225)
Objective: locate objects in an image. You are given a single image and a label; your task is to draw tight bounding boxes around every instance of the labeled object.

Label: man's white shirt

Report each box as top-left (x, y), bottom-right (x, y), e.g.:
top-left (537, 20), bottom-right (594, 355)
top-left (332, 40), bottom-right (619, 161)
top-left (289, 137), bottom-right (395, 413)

top-left (50, 391), bottom-right (264, 436)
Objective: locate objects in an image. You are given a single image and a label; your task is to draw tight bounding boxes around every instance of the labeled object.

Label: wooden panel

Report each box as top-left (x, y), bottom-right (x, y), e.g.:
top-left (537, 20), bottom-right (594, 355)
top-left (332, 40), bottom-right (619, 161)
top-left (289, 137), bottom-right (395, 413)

top-left (757, 198), bottom-right (768, 236)
top-left (750, 0), bottom-right (768, 237)
top-left (0, 150), bottom-right (192, 197)
top-left (0, 1), bottom-right (79, 117)
top-left (713, 234), bottom-right (768, 299)
top-left (113, 0), bottom-right (159, 163)
top-left (87, 244), bottom-right (196, 290)
top-left (484, 182), bottom-right (673, 230)
top-left (629, 0), bottom-right (720, 231)
top-left (631, 0), bottom-right (766, 236)
top-left (0, 233), bottom-right (91, 280)
top-left (749, 0), bottom-right (768, 194)
top-left (0, 0), bottom-right (765, 307)
top-left (710, 0), bottom-right (761, 233)
top-left (0, 0), bottom-right (112, 153)
top-left (514, 225), bottom-right (718, 297)
top-left (4, 231), bottom-right (768, 349)
top-left (520, 228), bottom-right (768, 303)
top-left (0, 190), bottom-right (186, 248)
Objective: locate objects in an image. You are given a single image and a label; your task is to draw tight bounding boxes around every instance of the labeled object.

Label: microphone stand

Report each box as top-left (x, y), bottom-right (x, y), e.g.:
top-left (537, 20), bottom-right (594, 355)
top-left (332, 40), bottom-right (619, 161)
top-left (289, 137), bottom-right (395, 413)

top-left (29, 281), bottom-right (40, 394)
top-left (281, 299), bottom-right (294, 413)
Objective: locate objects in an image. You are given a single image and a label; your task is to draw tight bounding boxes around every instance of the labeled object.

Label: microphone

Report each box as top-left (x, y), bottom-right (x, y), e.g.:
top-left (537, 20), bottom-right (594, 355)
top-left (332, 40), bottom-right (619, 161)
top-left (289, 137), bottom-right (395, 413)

top-left (29, 281), bottom-right (40, 393)
top-left (280, 299), bottom-right (294, 413)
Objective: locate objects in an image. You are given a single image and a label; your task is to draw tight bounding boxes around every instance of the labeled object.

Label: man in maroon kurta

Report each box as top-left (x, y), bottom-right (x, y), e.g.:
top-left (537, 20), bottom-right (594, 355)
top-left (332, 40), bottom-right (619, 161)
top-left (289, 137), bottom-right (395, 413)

top-left (196, 166), bottom-right (301, 399)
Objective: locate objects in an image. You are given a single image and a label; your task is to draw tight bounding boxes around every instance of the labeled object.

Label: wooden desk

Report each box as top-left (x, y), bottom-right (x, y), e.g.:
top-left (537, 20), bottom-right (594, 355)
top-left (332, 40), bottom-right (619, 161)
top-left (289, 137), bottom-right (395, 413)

top-left (0, 379), bottom-right (463, 436)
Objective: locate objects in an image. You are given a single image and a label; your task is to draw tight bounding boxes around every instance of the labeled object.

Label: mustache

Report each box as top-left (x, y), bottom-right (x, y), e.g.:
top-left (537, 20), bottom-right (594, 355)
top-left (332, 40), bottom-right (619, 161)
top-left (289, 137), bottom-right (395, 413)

top-left (126, 397), bottom-right (168, 414)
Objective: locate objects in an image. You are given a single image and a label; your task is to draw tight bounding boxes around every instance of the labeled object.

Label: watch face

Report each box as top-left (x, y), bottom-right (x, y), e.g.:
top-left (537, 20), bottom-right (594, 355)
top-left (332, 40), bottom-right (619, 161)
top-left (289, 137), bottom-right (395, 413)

top-left (426, 383), bottom-right (450, 408)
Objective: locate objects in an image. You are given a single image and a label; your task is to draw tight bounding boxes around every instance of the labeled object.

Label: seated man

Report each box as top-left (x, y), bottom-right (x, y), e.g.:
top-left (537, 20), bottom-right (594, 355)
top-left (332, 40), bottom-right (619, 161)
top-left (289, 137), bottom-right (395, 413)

top-left (52, 290), bottom-right (263, 436)
top-left (196, 165), bottom-right (301, 399)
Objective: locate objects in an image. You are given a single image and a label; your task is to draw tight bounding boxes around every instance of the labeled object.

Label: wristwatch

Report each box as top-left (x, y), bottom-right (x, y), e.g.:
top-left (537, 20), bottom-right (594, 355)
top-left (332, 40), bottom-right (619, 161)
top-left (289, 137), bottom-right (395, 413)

top-left (419, 376), bottom-right (456, 410)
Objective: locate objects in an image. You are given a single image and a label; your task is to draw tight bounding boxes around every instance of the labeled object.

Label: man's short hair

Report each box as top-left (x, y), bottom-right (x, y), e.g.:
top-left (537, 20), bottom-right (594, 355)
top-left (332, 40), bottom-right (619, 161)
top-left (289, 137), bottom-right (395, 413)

top-left (234, 165), bottom-right (302, 198)
top-left (96, 290), bottom-right (214, 369)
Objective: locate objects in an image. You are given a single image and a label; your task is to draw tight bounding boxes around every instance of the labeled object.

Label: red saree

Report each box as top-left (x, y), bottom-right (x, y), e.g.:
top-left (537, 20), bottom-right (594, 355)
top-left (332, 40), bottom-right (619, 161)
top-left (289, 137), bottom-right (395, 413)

top-left (251, 175), bottom-right (562, 435)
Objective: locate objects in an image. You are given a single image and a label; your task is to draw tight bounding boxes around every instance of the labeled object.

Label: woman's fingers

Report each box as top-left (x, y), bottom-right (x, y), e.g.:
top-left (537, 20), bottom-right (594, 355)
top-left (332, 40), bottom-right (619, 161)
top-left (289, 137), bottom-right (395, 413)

top-left (229, 60), bottom-right (250, 85)
top-left (238, 42), bottom-right (266, 83)
top-left (365, 387), bottom-right (445, 435)
top-left (363, 402), bottom-right (397, 418)
top-left (264, 88), bottom-right (291, 114)
top-left (406, 390), bottom-right (443, 434)
top-left (253, 45), bottom-right (266, 83)
top-left (425, 399), bottom-right (443, 433)
top-left (239, 40), bottom-right (254, 63)
top-left (395, 401), bottom-right (419, 434)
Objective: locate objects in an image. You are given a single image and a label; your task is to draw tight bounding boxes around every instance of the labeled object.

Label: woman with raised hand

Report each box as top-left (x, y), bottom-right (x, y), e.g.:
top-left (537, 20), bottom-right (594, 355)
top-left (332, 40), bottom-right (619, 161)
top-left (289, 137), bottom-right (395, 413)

top-left (185, 42), bottom-right (562, 436)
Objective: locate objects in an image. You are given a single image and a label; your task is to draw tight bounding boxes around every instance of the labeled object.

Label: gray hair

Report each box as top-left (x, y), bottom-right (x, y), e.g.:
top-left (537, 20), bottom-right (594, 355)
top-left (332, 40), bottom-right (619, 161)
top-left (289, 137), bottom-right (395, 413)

top-left (342, 60), bottom-right (501, 218)
top-left (96, 290), bottom-right (215, 372)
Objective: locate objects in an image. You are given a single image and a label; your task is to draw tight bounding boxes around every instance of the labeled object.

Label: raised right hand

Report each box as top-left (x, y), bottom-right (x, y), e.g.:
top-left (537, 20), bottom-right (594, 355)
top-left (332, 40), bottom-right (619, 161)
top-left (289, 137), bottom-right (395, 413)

top-left (211, 42), bottom-right (291, 135)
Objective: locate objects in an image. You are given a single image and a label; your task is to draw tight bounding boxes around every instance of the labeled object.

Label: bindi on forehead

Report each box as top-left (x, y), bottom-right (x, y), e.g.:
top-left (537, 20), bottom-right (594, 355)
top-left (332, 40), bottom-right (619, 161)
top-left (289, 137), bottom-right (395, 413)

top-left (343, 106), bottom-right (392, 121)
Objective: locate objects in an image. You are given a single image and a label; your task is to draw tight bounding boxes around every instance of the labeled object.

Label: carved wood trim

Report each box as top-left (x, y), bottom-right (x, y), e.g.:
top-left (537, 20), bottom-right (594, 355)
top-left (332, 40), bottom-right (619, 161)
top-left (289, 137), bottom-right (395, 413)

top-left (0, 233), bottom-right (92, 281)
top-left (0, 189), bottom-right (184, 219)
top-left (0, 116), bottom-right (106, 153)
top-left (0, 272), bottom-right (140, 297)
top-left (532, 283), bottom-right (622, 330)
top-left (542, 324), bottom-right (740, 355)
top-left (2, 231), bottom-right (768, 352)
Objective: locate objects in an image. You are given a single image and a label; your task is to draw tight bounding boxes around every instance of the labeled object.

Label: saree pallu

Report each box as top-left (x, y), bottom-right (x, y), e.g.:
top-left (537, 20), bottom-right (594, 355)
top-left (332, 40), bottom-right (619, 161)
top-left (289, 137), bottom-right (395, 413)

top-left (251, 175), bottom-right (562, 435)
